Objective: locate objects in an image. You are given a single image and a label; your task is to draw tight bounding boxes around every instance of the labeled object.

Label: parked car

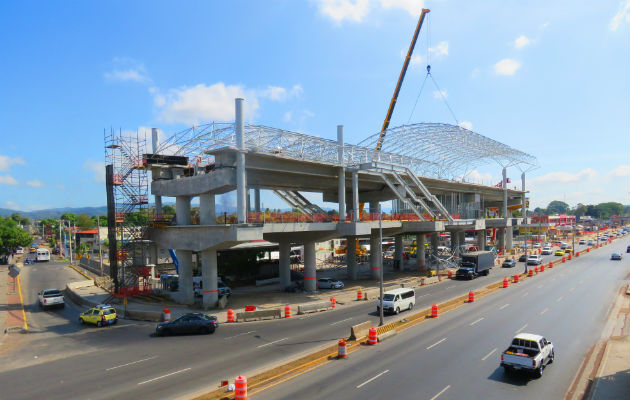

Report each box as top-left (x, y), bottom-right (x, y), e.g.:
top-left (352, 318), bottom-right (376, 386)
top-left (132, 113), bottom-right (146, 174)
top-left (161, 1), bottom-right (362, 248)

top-left (156, 313), bottom-right (218, 336)
top-left (79, 304), bottom-right (118, 327)
top-left (611, 253), bottom-right (622, 260)
top-left (51, 247), bottom-right (60, 255)
top-left (518, 254), bottom-right (527, 262)
top-left (317, 277), bottom-right (344, 289)
top-left (15, 247), bottom-right (24, 254)
top-left (502, 259), bottom-right (516, 268)
top-left (38, 288), bottom-right (64, 309)
top-left (527, 255), bottom-right (543, 265)
top-left (501, 333), bottom-right (554, 377)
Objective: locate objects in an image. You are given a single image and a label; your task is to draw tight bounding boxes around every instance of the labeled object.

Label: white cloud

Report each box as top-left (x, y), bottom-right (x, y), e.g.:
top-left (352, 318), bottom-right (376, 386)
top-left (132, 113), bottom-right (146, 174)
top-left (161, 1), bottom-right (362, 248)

top-left (494, 58), bottom-right (521, 75)
top-left (83, 160), bottom-right (106, 183)
top-left (433, 89), bottom-right (447, 99)
top-left (379, 0), bottom-right (424, 17)
top-left (316, 0), bottom-right (370, 23)
top-left (154, 83), bottom-right (259, 125)
top-left (260, 84), bottom-right (303, 102)
top-left (0, 175), bottom-right (18, 185)
top-left (26, 179), bottom-right (44, 187)
top-left (0, 155), bottom-right (25, 172)
top-left (429, 41), bottom-right (449, 58)
top-left (610, 0), bottom-right (630, 31)
top-left (459, 121), bottom-right (473, 130)
top-left (400, 49), bottom-right (423, 68)
top-left (514, 35), bottom-right (530, 49)
top-left (104, 58), bottom-right (151, 84)
top-left (5, 201), bottom-right (18, 209)
top-left (530, 168), bottom-right (598, 185)
top-left (607, 164), bottom-right (630, 178)
top-left (461, 169), bottom-right (494, 183)
top-left (470, 67), bottom-right (480, 78)
top-left (283, 111), bottom-right (292, 122)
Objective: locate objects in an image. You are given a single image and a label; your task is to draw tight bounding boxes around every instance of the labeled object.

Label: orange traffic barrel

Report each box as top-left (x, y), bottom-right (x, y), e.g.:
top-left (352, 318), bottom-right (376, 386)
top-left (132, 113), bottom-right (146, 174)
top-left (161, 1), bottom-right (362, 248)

top-left (284, 304), bottom-right (292, 318)
top-left (562, 256), bottom-right (566, 263)
top-left (421, 277), bottom-right (426, 286)
top-left (368, 327), bottom-right (378, 345)
top-left (534, 266), bottom-right (539, 274)
top-left (227, 308), bottom-right (235, 323)
top-left (330, 296), bottom-right (336, 308)
top-left (586, 247), bottom-right (590, 253)
top-left (540, 264), bottom-right (545, 272)
top-left (513, 274), bottom-right (519, 283)
top-left (576, 251), bottom-right (580, 257)
top-left (431, 303), bottom-right (439, 318)
top-left (503, 277), bottom-right (509, 288)
top-left (234, 375), bottom-right (247, 400)
top-left (438, 274), bottom-right (442, 282)
top-left (568, 254), bottom-right (572, 260)
top-left (357, 289), bottom-right (363, 301)
top-left (468, 290), bottom-right (475, 303)
top-left (528, 269), bottom-right (534, 277)
top-left (162, 307), bottom-right (171, 322)
top-left (549, 261), bottom-right (553, 268)
top-left (338, 339), bottom-right (347, 358)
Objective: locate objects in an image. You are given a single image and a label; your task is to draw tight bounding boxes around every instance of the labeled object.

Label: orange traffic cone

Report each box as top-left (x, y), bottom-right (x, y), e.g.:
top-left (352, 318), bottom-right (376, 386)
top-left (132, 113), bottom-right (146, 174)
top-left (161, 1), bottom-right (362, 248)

top-left (468, 290), bottom-right (475, 303)
top-left (431, 303), bottom-right (439, 318)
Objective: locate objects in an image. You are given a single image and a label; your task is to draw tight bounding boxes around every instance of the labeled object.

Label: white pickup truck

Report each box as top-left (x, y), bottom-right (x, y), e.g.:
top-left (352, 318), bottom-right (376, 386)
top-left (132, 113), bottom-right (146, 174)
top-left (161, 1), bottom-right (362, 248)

top-left (38, 288), bottom-right (65, 309)
top-left (500, 333), bottom-right (554, 377)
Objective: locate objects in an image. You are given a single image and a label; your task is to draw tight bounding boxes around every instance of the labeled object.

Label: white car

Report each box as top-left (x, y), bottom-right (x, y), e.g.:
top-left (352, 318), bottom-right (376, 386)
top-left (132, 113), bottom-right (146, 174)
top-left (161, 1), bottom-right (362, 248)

top-left (501, 333), bottom-right (554, 377)
top-left (541, 247), bottom-right (553, 255)
top-left (578, 239), bottom-right (586, 245)
top-left (38, 288), bottom-right (65, 309)
top-left (527, 255), bottom-right (543, 265)
top-left (15, 247), bottom-right (24, 254)
top-left (317, 277), bottom-right (344, 289)
top-left (533, 243), bottom-right (541, 248)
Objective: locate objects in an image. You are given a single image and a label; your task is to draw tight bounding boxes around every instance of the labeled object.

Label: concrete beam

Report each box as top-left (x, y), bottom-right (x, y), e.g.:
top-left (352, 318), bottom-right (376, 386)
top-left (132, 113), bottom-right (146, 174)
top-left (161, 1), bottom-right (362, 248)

top-left (149, 225), bottom-right (263, 252)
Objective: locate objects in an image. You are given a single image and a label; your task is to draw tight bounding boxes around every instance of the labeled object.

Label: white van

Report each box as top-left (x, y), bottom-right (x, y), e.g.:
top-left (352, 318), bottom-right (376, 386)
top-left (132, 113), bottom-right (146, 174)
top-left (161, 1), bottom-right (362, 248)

top-left (36, 248), bottom-right (50, 262)
top-left (376, 288), bottom-right (416, 315)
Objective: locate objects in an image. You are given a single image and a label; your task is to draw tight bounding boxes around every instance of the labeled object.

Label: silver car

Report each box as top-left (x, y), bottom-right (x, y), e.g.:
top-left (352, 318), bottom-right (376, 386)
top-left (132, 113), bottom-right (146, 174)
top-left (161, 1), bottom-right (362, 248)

top-left (317, 277), bottom-right (344, 289)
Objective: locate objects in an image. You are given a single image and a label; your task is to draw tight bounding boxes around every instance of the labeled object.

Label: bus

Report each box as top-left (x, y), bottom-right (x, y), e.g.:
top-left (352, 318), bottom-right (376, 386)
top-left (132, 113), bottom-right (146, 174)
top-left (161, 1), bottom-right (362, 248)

top-left (36, 248), bottom-right (50, 262)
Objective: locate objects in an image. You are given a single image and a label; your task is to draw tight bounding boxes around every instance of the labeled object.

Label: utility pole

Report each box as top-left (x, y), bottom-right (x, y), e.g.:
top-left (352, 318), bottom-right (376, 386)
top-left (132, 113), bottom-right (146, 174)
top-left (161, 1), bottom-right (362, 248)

top-left (69, 222), bottom-right (74, 265)
top-left (378, 203), bottom-right (384, 327)
top-left (97, 217), bottom-right (104, 276)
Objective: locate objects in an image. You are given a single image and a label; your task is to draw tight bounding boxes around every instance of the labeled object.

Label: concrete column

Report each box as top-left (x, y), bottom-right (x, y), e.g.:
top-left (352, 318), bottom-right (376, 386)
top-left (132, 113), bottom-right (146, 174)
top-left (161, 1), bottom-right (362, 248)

top-left (502, 167), bottom-right (508, 218)
top-left (337, 125), bottom-right (346, 221)
top-left (506, 227), bottom-right (513, 250)
top-left (279, 241), bottom-right (291, 288)
top-left (347, 236), bottom-right (357, 280)
top-left (254, 189), bottom-right (261, 213)
top-left (394, 235), bottom-right (403, 271)
top-left (521, 172), bottom-right (527, 222)
top-left (155, 195), bottom-right (163, 216)
top-left (430, 233), bottom-right (439, 267)
top-left (477, 229), bottom-right (486, 250)
top-left (498, 228), bottom-right (506, 251)
top-left (458, 231), bottom-right (466, 251)
top-left (152, 128), bottom-right (160, 153)
top-left (177, 250), bottom-right (194, 304)
top-left (450, 231), bottom-right (459, 254)
top-left (199, 193), bottom-right (215, 225)
top-left (303, 241), bottom-right (317, 292)
top-left (417, 234), bottom-right (426, 272)
top-left (176, 196), bottom-right (191, 225)
top-left (352, 171), bottom-right (359, 222)
top-left (201, 248), bottom-right (218, 308)
top-left (235, 98), bottom-right (247, 224)
top-left (370, 232), bottom-right (380, 279)
top-left (246, 189), bottom-right (251, 214)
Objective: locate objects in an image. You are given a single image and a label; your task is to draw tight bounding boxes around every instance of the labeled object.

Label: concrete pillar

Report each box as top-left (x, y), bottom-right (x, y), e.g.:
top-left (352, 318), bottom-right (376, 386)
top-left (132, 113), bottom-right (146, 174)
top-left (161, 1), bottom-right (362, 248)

top-left (155, 195), bottom-right (163, 217)
top-left (394, 235), bottom-right (403, 271)
top-left (337, 126), bottom-right (346, 221)
top-left (506, 227), bottom-right (513, 249)
top-left (347, 236), bottom-right (357, 280)
top-left (417, 234), bottom-right (426, 272)
top-left (458, 231), bottom-right (466, 251)
top-left (152, 128), bottom-right (160, 153)
top-left (246, 189), bottom-right (251, 214)
top-left (521, 172), bottom-right (527, 222)
top-left (303, 241), bottom-right (317, 292)
top-left (177, 250), bottom-right (194, 304)
top-left (498, 228), bottom-right (506, 251)
top-left (370, 232), bottom-right (380, 279)
top-left (201, 248), bottom-right (218, 308)
top-left (176, 196), bottom-right (191, 225)
top-left (477, 229), bottom-right (486, 250)
top-left (254, 189), bottom-right (261, 213)
top-left (502, 167), bottom-right (508, 218)
top-left (235, 98), bottom-right (247, 224)
top-left (279, 241), bottom-right (291, 288)
top-left (450, 231), bottom-right (459, 254)
top-left (430, 233), bottom-right (439, 267)
top-left (199, 193), bottom-right (215, 225)
top-left (352, 171), bottom-right (359, 222)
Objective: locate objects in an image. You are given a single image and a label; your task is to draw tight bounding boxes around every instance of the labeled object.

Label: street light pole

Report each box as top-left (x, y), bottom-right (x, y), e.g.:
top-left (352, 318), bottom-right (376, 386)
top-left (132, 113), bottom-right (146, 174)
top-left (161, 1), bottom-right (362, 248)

top-left (97, 217), bottom-right (104, 276)
top-left (379, 203), bottom-right (384, 327)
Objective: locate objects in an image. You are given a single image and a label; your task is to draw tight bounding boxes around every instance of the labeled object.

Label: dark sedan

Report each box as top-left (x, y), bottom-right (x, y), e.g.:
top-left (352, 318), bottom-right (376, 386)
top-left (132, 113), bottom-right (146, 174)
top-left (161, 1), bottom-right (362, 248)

top-left (518, 254), bottom-right (527, 262)
top-left (502, 259), bottom-right (516, 268)
top-left (156, 313), bottom-right (218, 336)
top-left (611, 253), bottom-right (622, 261)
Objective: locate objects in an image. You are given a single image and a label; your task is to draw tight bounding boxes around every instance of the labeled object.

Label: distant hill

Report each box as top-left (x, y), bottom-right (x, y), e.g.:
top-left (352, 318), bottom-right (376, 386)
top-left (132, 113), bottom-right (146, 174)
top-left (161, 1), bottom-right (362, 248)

top-left (0, 206), bottom-right (108, 219)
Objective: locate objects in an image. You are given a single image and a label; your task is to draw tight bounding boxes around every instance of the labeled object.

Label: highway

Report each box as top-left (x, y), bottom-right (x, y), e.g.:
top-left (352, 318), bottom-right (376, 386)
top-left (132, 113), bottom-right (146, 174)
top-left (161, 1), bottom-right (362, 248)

top-left (0, 241), bottom-right (616, 400)
top-left (255, 240), bottom-right (630, 400)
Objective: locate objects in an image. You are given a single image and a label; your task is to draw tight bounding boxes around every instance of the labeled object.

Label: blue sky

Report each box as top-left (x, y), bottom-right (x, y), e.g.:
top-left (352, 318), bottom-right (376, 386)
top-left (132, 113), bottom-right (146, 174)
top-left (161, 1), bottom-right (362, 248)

top-left (0, 0), bottom-right (628, 212)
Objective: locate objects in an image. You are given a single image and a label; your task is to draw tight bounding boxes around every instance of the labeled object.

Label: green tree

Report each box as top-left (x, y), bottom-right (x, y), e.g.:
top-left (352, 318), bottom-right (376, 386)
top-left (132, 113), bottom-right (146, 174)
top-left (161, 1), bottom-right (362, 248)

top-left (546, 200), bottom-right (570, 215)
top-left (574, 203), bottom-right (587, 217)
top-left (60, 212), bottom-right (78, 225)
top-left (161, 205), bottom-right (175, 215)
top-left (77, 214), bottom-right (95, 230)
top-left (92, 215), bottom-right (107, 227)
top-left (0, 217), bottom-right (32, 255)
top-left (596, 202), bottom-right (624, 219)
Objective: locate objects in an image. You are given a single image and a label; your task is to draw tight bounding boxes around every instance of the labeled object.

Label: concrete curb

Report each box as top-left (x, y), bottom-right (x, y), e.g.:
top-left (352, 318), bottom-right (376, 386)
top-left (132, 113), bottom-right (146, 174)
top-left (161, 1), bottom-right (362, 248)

top-left (378, 329), bottom-right (397, 342)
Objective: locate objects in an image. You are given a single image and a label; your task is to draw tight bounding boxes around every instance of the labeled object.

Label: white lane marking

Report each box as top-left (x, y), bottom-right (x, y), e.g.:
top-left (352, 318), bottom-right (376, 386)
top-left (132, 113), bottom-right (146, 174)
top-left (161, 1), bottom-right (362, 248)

top-left (556, 296), bottom-right (563, 302)
top-left (417, 293), bottom-right (430, 298)
top-left (427, 338), bottom-right (447, 350)
top-left (430, 385), bottom-right (451, 400)
top-left (256, 337), bottom-right (288, 348)
top-left (330, 317), bottom-right (355, 326)
top-left (537, 285), bottom-right (544, 289)
top-left (522, 292), bottom-right (529, 298)
top-left (540, 308), bottom-right (549, 315)
top-left (138, 368), bottom-right (191, 385)
top-left (569, 287), bottom-right (575, 292)
top-left (356, 369), bottom-right (389, 389)
top-left (499, 304), bottom-right (509, 310)
top-left (482, 348), bottom-right (497, 361)
top-left (469, 317), bottom-right (484, 326)
top-left (225, 330), bottom-right (256, 340)
top-left (446, 285), bottom-right (456, 289)
top-left (106, 356), bottom-right (157, 371)
top-left (516, 324), bottom-right (528, 334)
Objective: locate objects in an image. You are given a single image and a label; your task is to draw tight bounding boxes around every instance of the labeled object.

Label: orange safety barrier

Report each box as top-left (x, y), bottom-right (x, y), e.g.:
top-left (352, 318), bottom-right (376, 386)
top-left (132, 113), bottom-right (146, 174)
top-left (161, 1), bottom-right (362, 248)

top-left (447, 270), bottom-right (453, 278)
top-left (534, 266), bottom-right (539, 274)
top-left (576, 251), bottom-right (580, 257)
top-left (368, 327), bottom-right (378, 345)
top-left (468, 290), bottom-right (475, 303)
top-left (431, 303), bottom-right (439, 318)
top-left (549, 261), bottom-right (553, 268)
top-left (244, 305), bottom-right (256, 312)
top-left (513, 274), bottom-right (519, 283)
top-left (568, 254), bottom-right (572, 260)
top-left (562, 257), bottom-right (566, 263)
top-left (338, 339), bottom-right (347, 358)
top-left (540, 264), bottom-right (545, 272)
top-left (234, 375), bottom-right (247, 400)
top-left (586, 248), bottom-right (590, 252)
top-left (538, 249), bottom-right (542, 254)
top-left (421, 277), bottom-right (426, 286)
top-left (357, 289), bottom-right (363, 301)
top-left (438, 274), bottom-right (443, 282)
top-left (503, 277), bottom-right (509, 288)
top-left (162, 307), bottom-right (171, 322)
top-left (528, 269), bottom-right (534, 277)
top-left (284, 304), bottom-right (292, 318)
top-left (330, 296), bottom-right (336, 309)
top-left (227, 309), bottom-right (235, 323)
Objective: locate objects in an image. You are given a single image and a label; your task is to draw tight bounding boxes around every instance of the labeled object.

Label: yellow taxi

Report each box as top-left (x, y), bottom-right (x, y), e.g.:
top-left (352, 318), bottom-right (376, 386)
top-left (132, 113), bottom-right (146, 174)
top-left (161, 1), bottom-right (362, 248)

top-left (554, 249), bottom-right (565, 256)
top-left (564, 247), bottom-right (573, 253)
top-left (79, 304), bottom-right (118, 327)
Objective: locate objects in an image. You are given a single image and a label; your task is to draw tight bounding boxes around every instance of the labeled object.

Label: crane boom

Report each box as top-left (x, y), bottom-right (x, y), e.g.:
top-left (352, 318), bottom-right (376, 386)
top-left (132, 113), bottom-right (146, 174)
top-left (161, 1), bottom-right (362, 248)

top-left (376, 8), bottom-right (430, 151)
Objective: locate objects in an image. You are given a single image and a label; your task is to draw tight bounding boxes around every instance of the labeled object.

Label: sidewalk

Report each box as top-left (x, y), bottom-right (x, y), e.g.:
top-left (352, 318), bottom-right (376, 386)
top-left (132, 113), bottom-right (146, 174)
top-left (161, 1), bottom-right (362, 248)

top-left (0, 256), bottom-right (28, 336)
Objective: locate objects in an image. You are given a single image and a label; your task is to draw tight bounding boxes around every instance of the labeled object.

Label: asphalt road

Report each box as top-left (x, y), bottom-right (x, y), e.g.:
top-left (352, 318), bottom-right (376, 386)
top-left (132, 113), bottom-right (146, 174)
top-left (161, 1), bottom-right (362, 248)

top-left (0, 241), bottom-right (613, 400)
top-left (255, 240), bottom-right (630, 400)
